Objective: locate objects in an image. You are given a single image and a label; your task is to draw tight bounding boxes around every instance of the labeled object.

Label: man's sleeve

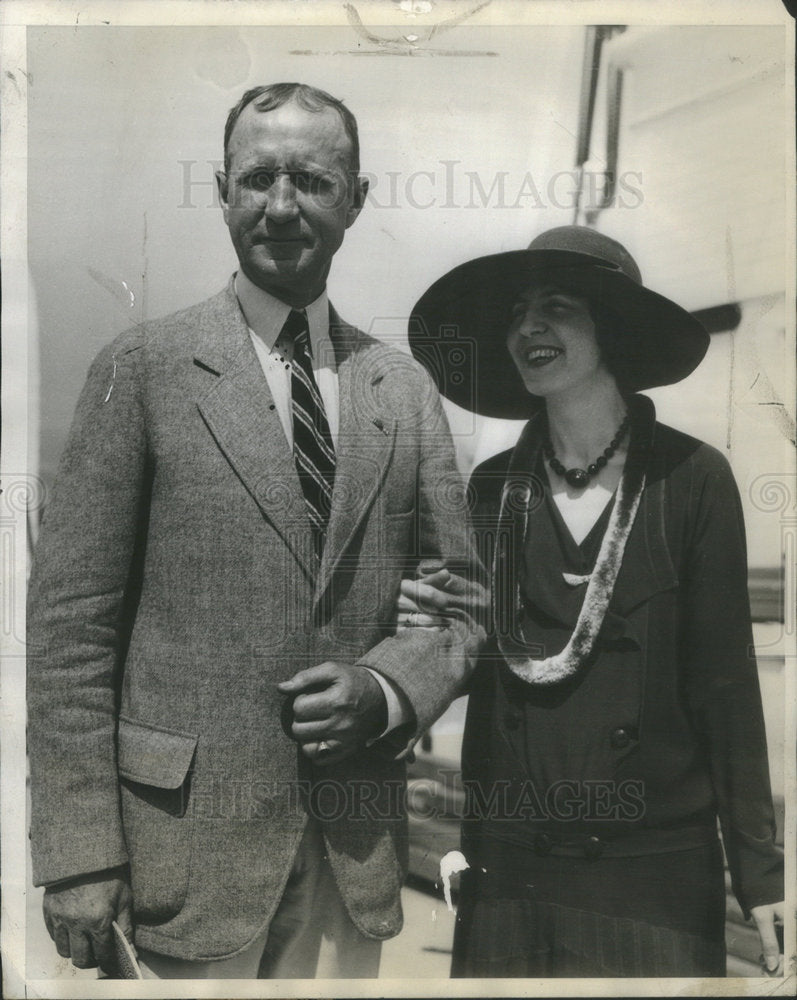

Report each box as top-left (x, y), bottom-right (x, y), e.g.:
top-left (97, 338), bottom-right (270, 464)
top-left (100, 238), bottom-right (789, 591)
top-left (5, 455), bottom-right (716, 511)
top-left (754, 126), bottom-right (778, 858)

top-left (681, 450), bottom-right (783, 918)
top-left (355, 370), bottom-right (487, 747)
top-left (27, 328), bottom-right (148, 886)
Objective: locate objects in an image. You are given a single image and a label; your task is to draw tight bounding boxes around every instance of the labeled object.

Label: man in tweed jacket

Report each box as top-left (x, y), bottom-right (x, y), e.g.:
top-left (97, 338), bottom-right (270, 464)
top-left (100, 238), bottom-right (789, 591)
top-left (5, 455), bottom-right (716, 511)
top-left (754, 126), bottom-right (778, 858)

top-left (27, 83), bottom-right (483, 978)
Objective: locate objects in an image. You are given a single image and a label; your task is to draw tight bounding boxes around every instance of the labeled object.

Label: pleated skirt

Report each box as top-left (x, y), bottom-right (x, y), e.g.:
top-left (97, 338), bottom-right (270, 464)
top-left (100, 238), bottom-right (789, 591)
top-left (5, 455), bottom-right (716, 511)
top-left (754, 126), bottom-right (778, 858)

top-left (451, 839), bottom-right (727, 978)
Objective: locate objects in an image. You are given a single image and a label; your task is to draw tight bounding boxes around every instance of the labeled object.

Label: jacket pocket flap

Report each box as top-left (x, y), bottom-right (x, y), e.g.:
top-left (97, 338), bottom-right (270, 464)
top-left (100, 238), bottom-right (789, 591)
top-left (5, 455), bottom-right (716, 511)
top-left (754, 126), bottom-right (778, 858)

top-left (117, 716), bottom-right (198, 789)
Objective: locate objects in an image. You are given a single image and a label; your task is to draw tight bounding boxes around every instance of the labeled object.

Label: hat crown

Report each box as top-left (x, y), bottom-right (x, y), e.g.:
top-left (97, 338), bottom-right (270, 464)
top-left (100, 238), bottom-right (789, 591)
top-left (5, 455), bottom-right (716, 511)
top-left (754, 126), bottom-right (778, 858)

top-left (527, 226), bottom-right (643, 285)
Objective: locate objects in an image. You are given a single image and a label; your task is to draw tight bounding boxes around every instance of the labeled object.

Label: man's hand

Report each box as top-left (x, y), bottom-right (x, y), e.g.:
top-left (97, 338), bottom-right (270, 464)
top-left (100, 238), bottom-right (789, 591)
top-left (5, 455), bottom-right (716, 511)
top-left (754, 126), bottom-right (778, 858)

top-left (750, 900), bottom-right (784, 976)
top-left (43, 867), bottom-right (133, 975)
top-left (278, 662), bottom-right (387, 766)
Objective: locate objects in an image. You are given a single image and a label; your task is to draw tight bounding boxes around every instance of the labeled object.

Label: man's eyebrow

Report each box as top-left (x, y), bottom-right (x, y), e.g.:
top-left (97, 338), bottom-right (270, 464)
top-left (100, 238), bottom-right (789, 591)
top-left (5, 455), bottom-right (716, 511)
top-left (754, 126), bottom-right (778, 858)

top-left (235, 157), bottom-right (336, 174)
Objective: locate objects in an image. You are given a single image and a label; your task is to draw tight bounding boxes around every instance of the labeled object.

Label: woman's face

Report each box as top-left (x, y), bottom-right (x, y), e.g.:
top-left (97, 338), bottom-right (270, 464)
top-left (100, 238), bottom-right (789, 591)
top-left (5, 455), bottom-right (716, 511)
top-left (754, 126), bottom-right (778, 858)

top-left (506, 284), bottom-right (612, 399)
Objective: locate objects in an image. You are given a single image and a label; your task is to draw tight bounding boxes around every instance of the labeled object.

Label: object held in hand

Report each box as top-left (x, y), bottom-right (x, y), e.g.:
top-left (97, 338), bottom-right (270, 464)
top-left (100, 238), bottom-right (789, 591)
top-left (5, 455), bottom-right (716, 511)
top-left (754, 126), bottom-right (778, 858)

top-left (112, 921), bottom-right (143, 980)
top-left (317, 740), bottom-right (331, 755)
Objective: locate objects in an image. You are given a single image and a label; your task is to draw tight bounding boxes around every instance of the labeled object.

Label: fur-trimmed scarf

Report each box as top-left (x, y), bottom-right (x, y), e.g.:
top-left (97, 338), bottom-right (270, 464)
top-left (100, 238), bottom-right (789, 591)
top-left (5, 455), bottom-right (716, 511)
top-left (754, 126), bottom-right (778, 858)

top-left (496, 413), bottom-right (647, 685)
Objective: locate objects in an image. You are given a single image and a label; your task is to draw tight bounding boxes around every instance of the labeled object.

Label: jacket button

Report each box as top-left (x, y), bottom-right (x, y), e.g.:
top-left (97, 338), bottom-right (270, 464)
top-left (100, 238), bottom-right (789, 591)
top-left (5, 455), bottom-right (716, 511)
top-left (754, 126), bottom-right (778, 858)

top-left (534, 832), bottom-right (554, 856)
top-left (504, 710), bottom-right (522, 731)
top-left (583, 835), bottom-right (604, 860)
top-left (610, 727), bottom-right (631, 749)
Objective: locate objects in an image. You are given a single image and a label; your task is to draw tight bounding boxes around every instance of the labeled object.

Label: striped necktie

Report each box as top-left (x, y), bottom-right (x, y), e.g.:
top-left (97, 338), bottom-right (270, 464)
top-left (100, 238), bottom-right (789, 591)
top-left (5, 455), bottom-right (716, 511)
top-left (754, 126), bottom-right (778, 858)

top-left (283, 309), bottom-right (336, 550)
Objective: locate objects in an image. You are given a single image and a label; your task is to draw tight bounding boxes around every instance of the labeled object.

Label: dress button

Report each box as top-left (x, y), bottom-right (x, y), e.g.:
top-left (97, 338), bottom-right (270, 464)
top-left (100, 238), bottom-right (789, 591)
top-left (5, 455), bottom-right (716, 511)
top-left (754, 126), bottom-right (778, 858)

top-left (504, 710), bottom-right (523, 731)
top-left (534, 832), bottom-right (554, 856)
top-left (610, 727), bottom-right (631, 749)
top-left (583, 835), bottom-right (604, 860)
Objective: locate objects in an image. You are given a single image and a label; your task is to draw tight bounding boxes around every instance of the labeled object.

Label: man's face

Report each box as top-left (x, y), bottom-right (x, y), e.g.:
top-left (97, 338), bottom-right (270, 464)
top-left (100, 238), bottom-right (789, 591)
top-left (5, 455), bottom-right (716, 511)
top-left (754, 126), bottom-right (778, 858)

top-left (217, 100), bottom-right (368, 307)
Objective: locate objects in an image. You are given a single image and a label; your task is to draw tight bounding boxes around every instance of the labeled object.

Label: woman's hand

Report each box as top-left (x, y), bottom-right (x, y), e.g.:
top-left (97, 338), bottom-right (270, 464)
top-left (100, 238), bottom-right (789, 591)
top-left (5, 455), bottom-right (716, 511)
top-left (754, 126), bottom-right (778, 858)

top-left (398, 569), bottom-right (456, 629)
top-left (750, 900), bottom-right (784, 975)
top-left (397, 562), bottom-right (489, 630)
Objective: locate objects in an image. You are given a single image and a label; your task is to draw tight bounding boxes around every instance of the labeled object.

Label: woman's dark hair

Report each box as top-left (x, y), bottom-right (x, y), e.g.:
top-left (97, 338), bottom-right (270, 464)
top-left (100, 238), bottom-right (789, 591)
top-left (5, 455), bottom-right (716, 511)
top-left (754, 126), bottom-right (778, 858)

top-left (588, 300), bottom-right (637, 395)
top-left (223, 83), bottom-right (361, 176)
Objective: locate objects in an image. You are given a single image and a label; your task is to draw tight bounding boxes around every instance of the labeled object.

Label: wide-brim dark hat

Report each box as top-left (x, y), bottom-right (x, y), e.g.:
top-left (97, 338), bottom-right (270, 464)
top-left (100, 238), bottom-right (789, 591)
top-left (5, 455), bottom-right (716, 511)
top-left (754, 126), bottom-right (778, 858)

top-left (408, 226), bottom-right (710, 419)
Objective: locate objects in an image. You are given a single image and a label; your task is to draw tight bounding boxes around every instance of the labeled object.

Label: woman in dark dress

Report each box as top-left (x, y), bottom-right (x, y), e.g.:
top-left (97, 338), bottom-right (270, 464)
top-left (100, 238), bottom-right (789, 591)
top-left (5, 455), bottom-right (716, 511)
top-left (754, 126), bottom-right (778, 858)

top-left (401, 226), bottom-right (784, 978)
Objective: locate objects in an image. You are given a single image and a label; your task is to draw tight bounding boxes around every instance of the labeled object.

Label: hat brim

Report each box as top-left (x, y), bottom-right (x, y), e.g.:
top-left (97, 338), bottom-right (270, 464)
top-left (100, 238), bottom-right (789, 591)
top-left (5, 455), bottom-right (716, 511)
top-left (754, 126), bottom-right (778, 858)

top-left (408, 249), bottom-right (710, 420)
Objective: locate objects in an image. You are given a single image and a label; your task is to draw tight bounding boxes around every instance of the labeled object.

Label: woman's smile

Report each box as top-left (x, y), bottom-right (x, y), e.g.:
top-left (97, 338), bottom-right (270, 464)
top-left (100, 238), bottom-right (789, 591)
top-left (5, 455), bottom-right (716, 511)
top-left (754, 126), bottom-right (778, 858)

top-left (521, 345), bottom-right (564, 368)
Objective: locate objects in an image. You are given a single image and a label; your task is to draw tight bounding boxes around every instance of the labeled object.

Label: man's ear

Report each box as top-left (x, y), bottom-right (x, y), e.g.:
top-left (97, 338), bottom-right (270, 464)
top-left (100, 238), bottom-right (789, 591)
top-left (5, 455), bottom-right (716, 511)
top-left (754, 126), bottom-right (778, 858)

top-left (345, 174), bottom-right (369, 229)
top-left (216, 170), bottom-right (230, 222)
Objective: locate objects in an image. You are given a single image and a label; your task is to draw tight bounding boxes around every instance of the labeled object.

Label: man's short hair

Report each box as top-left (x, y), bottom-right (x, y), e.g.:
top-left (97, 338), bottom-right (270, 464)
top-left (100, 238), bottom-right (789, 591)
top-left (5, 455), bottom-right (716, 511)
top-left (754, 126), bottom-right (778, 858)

top-left (223, 82), bottom-right (361, 176)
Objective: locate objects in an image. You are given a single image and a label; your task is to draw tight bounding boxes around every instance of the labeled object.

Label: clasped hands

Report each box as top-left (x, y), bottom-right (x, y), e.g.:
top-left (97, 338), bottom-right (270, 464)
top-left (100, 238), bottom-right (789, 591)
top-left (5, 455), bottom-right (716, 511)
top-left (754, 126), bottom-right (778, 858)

top-left (279, 563), bottom-right (477, 765)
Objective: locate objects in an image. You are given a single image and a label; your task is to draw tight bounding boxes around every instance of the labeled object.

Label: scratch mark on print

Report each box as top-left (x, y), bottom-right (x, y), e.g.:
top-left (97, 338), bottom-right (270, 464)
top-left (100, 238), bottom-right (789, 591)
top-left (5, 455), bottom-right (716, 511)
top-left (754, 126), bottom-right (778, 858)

top-left (439, 850), bottom-right (470, 912)
top-left (87, 267), bottom-right (136, 310)
top-left (4, 72), bottom-right (20, 98)
top-left (340, 0), bottom-right (495, 57)
top-left (104, 356), bottom-right (118, 403)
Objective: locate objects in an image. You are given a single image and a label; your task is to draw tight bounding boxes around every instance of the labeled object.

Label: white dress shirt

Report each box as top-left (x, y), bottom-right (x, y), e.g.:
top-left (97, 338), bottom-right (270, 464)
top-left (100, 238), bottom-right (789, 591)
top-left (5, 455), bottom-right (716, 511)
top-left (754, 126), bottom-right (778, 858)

top-left (234, 271), bottom-right (411, 742)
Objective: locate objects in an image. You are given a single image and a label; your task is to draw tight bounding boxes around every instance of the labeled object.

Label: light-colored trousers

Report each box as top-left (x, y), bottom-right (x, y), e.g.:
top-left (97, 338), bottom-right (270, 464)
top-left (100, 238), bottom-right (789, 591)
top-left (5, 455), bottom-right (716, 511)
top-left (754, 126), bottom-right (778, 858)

top-left (135, 821), bottom-right (382, 979)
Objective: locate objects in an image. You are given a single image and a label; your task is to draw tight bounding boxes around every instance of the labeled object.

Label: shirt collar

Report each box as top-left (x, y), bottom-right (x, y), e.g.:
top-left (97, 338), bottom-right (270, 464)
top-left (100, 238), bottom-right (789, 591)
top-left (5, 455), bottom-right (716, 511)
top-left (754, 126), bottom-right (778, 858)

top-left (234, 270), bottom-right (332, 365)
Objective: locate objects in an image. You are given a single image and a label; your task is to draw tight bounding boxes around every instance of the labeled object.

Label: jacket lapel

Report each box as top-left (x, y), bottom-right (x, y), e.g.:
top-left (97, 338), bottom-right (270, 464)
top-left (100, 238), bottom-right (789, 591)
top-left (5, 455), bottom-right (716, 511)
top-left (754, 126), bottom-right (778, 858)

top-left (595, 397), bottom-right (678, 618)
top-left (194, 280), bottom-right (315, 582)
top-left (610, 445), bottom-right (678, 617)
top-left (313, 313), bottom-right (397, 612)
